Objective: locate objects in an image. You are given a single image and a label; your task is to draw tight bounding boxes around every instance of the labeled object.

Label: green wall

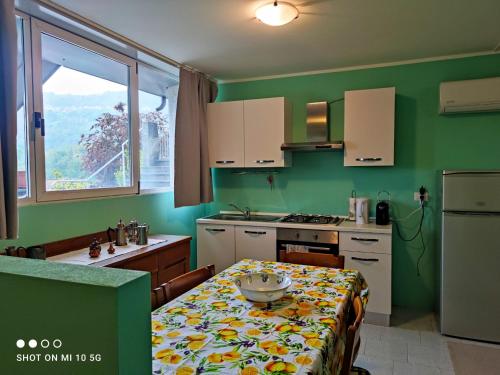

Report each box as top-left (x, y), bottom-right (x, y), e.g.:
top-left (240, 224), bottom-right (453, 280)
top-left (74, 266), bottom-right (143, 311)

top-left (0, 256), bottom-right (151, 374)
top-left (0, 192), bottom-right (207, 269)
top-left (2, 53), bottom-right (500, 312)
top-left (211, 53), bottom-right (500, 311)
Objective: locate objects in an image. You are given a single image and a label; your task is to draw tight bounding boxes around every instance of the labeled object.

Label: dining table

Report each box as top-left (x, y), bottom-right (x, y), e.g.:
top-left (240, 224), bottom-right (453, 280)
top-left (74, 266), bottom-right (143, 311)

top-left (151, 259), bottom-right (368, 375)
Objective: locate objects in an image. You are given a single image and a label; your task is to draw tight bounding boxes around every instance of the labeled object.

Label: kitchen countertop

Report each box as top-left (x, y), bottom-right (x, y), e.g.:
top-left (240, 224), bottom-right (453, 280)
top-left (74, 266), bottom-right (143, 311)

top-left (197, 212), bottom-right (392, 234)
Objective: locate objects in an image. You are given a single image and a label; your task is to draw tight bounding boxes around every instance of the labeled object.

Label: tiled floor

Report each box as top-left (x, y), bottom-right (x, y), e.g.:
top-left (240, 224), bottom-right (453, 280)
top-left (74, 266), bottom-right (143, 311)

top-left (351, 307), bottom-right (497, 375)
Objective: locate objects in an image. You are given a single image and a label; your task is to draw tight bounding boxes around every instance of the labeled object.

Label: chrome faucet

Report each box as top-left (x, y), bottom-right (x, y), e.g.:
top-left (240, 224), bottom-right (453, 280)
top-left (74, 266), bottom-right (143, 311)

top-left (229, 203), bottom-right (251, 219)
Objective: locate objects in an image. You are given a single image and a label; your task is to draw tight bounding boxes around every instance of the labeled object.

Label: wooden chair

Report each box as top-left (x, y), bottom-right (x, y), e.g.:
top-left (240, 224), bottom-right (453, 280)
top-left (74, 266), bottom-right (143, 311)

top-left (279, 250), bottom-right (345, 268)
top-left (163, 264), bottom-right (215, 302)
top-left (341, 296), bottom-right (369, 375)
top-left (151, 284), bottom-right (169, 311)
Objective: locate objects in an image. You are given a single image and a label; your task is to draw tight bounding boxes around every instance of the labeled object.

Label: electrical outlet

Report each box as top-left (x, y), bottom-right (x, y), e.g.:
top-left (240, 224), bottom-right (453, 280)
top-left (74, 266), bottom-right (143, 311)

top-left (414, 192), bottom-right (429, 201)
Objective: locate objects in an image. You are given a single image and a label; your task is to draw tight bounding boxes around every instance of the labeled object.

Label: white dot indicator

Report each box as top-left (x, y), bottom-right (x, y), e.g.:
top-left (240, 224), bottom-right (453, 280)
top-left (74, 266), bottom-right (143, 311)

top-left (16, 339), bottom-right (25, 348)
top-left (28, 339), bottom-right (37, 348)
top-left (53, 339), bottom-right (62, 349)
top-left (41, 339), bottom-right (50, 348)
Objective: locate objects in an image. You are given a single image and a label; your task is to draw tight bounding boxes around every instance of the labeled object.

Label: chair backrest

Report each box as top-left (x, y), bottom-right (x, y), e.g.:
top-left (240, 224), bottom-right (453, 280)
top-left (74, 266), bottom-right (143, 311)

top-left (151, 284), bottom-right (169, 311)
top-left (279, 250), bottom-right (345, 268)
top-left (164, 264), bottom-right (215, 302)
top-left (340, 295), bottom-right (364, 375)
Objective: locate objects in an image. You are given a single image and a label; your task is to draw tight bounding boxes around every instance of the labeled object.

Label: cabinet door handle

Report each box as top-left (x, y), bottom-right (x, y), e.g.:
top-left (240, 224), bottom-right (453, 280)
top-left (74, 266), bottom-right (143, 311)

top-left (216, 160), bottom-right (235, 164)
top-left (206, 228), bottom-right (226, 232)
top-left (351, 256), bottom-right (379, 262)
top-left (355, 157), bottom-right (382, 162)
top-left (351, 237), bottom-right (379, 242)
top-left (255, 160), bottom-right (274, 164)
top-left (244, 230), bottom-right (266, 235)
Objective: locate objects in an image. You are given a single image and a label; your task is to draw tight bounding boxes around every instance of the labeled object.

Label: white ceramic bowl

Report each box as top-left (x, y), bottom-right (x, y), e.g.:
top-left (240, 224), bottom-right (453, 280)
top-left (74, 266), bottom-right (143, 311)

top-left (234, 272), bottom-right (292, 302)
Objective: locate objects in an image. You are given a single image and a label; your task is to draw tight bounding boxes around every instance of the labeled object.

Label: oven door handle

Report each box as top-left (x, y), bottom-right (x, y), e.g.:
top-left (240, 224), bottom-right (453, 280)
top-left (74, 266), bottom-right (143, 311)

top-left (280, 244), bottom-right (333, 252)
top-left (306, 246), bottom-right (331, 252)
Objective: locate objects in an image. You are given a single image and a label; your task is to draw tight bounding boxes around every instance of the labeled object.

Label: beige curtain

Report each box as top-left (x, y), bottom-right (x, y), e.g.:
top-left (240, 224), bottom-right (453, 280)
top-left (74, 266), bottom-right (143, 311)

top-left (0, 0), bottom-right (18, 239)
top-left (174, 69), bottom-right (217, 208)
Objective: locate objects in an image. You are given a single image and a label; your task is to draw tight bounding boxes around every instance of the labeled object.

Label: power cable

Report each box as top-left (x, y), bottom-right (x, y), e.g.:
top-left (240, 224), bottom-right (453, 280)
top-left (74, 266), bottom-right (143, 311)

top-left (393, 193), bottom-right (427, 276)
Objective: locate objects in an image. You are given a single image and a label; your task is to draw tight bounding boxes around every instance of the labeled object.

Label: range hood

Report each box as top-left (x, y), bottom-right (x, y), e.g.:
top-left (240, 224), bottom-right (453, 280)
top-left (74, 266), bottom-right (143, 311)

top-left (281, 101), bottom-right (344, 151)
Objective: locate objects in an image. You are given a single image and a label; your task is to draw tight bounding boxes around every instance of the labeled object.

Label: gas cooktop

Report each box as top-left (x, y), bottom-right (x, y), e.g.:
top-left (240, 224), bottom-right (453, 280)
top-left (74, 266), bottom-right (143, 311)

top-left (280, 214), bottom-right (344, 225)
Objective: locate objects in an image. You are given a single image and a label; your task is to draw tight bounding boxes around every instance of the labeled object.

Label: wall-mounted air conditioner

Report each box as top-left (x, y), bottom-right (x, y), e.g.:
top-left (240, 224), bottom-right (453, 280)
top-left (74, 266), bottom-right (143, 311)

top-left (439, 77), bottom-right (500, 114)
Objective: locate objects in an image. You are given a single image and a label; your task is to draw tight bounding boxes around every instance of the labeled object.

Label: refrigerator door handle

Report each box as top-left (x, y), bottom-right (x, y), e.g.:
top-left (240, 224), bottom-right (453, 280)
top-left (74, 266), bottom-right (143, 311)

top-left (443, 171), bottom-right (500, 176)
top-left (444, 210), bottom-right (500, 216)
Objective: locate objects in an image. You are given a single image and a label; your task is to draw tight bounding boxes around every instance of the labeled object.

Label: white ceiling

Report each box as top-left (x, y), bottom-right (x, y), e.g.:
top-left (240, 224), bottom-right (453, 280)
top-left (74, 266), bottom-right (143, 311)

top-left (51, 0), bottom-right (500, 81)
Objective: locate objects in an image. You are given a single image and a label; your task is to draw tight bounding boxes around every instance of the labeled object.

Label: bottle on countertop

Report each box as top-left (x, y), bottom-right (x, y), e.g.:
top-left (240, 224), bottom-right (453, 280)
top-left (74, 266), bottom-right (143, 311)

top-left (348, 190), bottom-right (356, 221)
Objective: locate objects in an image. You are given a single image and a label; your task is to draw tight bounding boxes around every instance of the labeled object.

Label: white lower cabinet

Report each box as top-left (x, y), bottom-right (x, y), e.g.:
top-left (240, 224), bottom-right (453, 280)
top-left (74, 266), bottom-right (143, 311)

top-left (235, 226), bottom-right (277, 262)
top-left (197, 224), bottom-right (277, 273)
top-left (340, 231), bottom-right (392, 326)
top-left (343, 251), bottom-right (391, 314)
top-left (197, 224), bottom-right (235, 274)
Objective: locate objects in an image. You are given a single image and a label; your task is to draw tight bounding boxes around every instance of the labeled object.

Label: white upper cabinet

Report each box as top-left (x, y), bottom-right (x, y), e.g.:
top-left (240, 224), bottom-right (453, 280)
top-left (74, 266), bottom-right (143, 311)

top-left (244, 98), bottom-right (291, 168)
top-left (344, 87), bottom-right (395, 166)
top-left (207, 97), bottom-right (291, 168)
top-left (207, 101), bottom-right (245, 168)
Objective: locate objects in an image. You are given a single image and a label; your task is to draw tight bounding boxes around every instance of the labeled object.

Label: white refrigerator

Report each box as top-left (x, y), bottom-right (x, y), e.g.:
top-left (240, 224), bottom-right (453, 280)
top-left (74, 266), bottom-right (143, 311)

top-left (441, 170), bottom-right (500, 343)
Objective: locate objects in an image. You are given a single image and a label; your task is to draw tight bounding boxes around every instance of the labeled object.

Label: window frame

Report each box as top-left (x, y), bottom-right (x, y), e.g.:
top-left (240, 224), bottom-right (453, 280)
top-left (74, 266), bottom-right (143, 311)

top-left (138, 62), bottom-right (178, 195)
top-left (30, 19), bottom-right (140, 202)
top-left (16, 11), bottom-right (36, 206)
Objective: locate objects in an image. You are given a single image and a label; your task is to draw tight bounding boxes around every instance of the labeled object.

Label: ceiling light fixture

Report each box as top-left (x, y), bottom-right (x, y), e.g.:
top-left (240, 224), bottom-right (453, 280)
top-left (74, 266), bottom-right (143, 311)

top-left (256, 1), bottom-right (299, 27)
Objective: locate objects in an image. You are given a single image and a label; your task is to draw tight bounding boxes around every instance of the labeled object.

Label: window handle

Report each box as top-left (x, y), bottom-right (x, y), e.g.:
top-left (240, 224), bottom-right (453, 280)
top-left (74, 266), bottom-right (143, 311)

top-left (34, 112), bottom-right (45, 137)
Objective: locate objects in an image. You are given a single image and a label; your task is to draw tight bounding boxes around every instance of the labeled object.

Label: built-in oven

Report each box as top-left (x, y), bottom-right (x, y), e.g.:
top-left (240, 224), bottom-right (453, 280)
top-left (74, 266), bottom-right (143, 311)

top-left (276, 228), bottom-right (339, 267)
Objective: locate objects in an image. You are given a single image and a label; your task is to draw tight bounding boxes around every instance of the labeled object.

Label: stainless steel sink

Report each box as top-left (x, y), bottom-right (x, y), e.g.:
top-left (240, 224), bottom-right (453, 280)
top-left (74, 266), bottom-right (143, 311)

top-left (206, 214), bottom-right (281, 222)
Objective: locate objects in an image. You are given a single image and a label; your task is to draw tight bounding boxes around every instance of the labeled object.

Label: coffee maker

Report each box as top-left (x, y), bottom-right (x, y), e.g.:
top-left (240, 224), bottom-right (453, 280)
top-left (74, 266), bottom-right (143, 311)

top-left (376, 191), bottom-right (391, 225)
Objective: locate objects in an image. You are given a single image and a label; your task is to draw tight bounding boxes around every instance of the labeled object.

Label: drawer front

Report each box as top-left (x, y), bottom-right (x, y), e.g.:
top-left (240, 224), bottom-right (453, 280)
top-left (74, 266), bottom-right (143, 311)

top-left (340, 231), bottom-right (391, 254)
top-left (118, 254), bottom-right (158, 288)
top-left (158, 259), bottom-right (188, 285)
top-left (342, 250), bottom-right (391, 315)
top-left (158, 243), bottom-right (190, 269)
top-left (157, 243), bottom-right (190, 285)
top-left (119, 254), bottom-right (158, 272)
top-left (235, 226), bottom-right (277, 262)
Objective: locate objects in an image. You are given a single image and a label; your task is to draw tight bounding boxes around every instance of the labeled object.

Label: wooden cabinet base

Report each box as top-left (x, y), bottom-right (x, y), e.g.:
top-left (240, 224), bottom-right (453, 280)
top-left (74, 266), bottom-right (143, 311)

top-left (102, 237), bottom-right (191, 290)
top-left (41, 233), bottom-right (191, 291)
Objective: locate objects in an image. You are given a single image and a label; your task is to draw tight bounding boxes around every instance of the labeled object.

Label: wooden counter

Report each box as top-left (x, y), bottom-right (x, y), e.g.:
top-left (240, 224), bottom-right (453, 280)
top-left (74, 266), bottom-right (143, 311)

top-left (41, 232), bottom-right (191, 290)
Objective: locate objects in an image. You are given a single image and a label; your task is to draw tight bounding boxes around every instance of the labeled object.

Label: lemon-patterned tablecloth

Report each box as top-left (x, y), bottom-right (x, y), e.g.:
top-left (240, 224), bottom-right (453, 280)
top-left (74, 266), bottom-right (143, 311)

top-left (151, 259), bottom-right (368, 375)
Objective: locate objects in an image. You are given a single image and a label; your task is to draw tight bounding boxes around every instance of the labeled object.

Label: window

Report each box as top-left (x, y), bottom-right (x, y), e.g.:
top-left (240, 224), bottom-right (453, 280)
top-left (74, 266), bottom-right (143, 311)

top-left (16, 15), bottom-right (31, 200)
top-left (138, 64), bottom-right (178, 191)
top-left (31, 20), bottom-right (139, 201)
top-left (14, 14), bottom-right (178, 202)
